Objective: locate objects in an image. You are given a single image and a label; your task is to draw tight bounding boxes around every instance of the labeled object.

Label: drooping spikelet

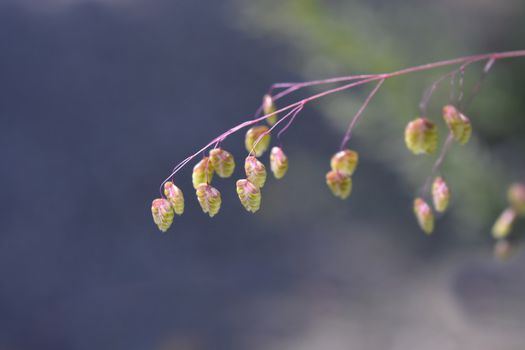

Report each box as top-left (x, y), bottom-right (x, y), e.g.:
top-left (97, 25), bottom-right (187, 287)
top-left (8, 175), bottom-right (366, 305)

top-left (263, 94), bottom-right (277, 126)
top-left (508, 183), bottom-right (525, 216)
top-left (192, 156), bottom-right (214, 189)
top-left (404, 117), bottom-right (438, 155)
top-left (442, 105), bottom-right (472, 145)
top-left (195, 183), bottom-right (221, 217)
top-left (492, 208), bottom-right (517, 239)
top-left (325, 170), bottom-right (352, 199)
top-left (432, 176), bottom-right (450, 213)
top-left (209, 148), bottom-right (236, 178)
top-left (245, 126), bottom-right (271, 157)
top-left (236, 179), bottom-right (262, 213)
top-left (163, 181), bottom-right (184, 215)
top-left (244, 156), bottom-right (267, 188)
top-left (330, 149), bottom-right (359, 176)
top-left (270, 147), bottom-right (288, 179)
top-left (413, 197), bottom-right (434, 234)
top-left (151, 198), bottom-right (174, 232)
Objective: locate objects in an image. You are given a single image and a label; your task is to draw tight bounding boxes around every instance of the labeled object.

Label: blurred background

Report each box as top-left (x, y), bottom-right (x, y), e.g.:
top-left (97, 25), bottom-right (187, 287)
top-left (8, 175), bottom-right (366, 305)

top-left (1, 0), bottom-right (525, 349)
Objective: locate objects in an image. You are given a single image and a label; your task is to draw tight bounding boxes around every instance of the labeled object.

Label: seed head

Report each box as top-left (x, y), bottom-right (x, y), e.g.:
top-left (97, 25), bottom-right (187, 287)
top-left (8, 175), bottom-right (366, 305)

top-left (244, 156), bottom-right (267, 188)
top-left (442, 105), bottom-right (472, 145)
top-left (413, 197), bottom-right (434, 234)
top-left (270, 147), bottom-right (288, 179)
top-left (263, 94), bottom-right (277, 126)
top-left (330, 149), bottom-right (358, 176)
top-left (209, 148), bottom-right (236, 178)
top-left (245, 126), bottom-right (271, 157)
top-left (236, 179), bottom-right (262, 213)
top-left (432, 176), bottom-right (450, 213)
top-left (163, 181), bottom-right (184, 215)
top-left (151, 198), bottom-right (174, 232)
top-left (192, 156), bottom-right (214, 189)
top-left (508, 183), bottom-right (525, 216)
top-left (325, 170), bottom-right (352, 199)
top-left (492, 208), bottom-right (517, 239)
top-left (404, 117), bottom-right (438, 155)
top-left (195, 183), bottom-right (221, 217)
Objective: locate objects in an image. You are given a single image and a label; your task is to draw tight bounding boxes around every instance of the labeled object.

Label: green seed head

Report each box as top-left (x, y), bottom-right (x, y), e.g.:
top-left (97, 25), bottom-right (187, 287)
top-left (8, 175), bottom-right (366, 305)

top-left (263, 94), bottom-right (277, 126)
top-left (413, 197), bottom-right (434, 234)
top-left (404, 117), bottom-right (438, 155)
top-left (195, 183), bottom-right (221, 217)
top-left (244, 156), bottom-right (267, 188)
top-left (151, 198), bottom-right (174, 232)
top-left (236, 179), bottom-right (262, 213)
top-left (209, 148), bottom-right (236, 178)
top-left (492, 208), bottom-right (517, 239)
top-left (163, 181), bottom-right (184, 215)
top-left (330, 149), bottom-right (358, 176)
top-left (325, 170), bottom-right (352, 199)
top-left (442, 105), bottom-right (472, 145)
top-left (192, 156), bottom-right (214, 189)
top-left (245, 126), bottom-right (271, 157)
top-left (432, 176), bottom-right (450, 213)
top-left (270, 147), bottom-right (288, 179)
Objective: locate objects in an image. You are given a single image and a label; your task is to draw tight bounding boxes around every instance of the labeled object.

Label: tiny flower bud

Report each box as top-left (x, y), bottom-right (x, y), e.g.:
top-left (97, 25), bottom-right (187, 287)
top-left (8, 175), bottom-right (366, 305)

top-left (195, 183), bottom-right (221, 217)
top-left (507, 183), bottom-right (525, 216)
top-left (236, 179), bottom-right (262, 213)
top-left (270, 146), bottom-right (288, 179)
top-left (442, 105), bottom-right (472, 145)
top-left (245, 126), bottom-right (271, 157)
top-left (209, 148), bottom-right (236, 178)
top-left (325, 170), bottom-right (352, 199)
top-left (151, 198), bottom-right (174, 232)
top-left (263, 94), bottom-right (277, 126)
top-left (404, 117), bottom-right (438, 155)
top-left (413, 198), bottom-right (434, 234)
top-left (492, 208), bottom-right (517, 239)
top-left (192, 157), bottom-right (214, 189)
top-left (493, 239), bottom-right (513, 261)
top-left (330, 149), bottom-right (358, 176)
top-left (432, 176), bottom-right (450, 213)
top-left (163, 181), bottom-right (184, 215)
top-left (244, 156), bottom-right (267, 188)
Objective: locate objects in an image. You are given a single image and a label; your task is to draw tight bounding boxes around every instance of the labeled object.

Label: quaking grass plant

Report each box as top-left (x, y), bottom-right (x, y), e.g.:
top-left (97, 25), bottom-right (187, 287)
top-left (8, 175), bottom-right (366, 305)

top-left (151, 50), bottom-right (525, 259)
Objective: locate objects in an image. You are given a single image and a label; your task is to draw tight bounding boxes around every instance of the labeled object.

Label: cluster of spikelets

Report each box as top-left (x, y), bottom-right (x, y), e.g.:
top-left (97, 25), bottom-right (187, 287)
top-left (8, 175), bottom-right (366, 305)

top-left (491, 183), bottom-right (525, 259)
top-left (325, 150), bottom-right (359, 199)
top-left (406, 105), bottom-right (472, 234)
top-left (151, 95), bottom-right (289, 232)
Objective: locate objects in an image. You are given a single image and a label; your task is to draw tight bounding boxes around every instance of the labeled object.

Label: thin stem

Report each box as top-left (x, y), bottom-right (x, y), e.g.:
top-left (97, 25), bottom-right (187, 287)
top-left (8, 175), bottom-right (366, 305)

top-left (339, 78), bottom-right (385, 150)
top-left (160, 50), bottom-right (525, 196)
top-left (277, 104), bottom-right (304, 146)
top-left (420, 133), bottom-right (455, 196)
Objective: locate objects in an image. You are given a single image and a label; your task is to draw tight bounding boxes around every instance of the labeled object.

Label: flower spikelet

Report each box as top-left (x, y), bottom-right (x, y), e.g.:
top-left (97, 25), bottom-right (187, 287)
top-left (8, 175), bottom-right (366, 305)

top-left (236, 179), bottom-right (261, 213)
top-left (244, 156), bottom-right (267, 188)
top-left (192, 156), bottom-right (214, 189)
top-left (209, 148), bottom-right (235, 178)
top-left (263, 94), bottom-right (277, 126)
top-left (245, 126), bottom-right (271, 157)
top-left (151, 198), bottom-right (174, 232)
top-left (492, 208), bottom-right (517, 239)
top-left (413, 198), bottom-right (434, 234)
top-left (163, 181), bottom-right (184, 215)
top-left (404, 117), bottom-right (438, 154)
top-left (442, 105), bottom-right (472, 145)
top-left (432, 176), bottom-right (450, 213)
top-left (270, 147), bottom-right (288, 179)
top-left (330, 149), bottom-right (358, 176)
top-left (195, 183), bottom-right (221, 217)
top-left (325, 170), bottom-right (352, 199)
